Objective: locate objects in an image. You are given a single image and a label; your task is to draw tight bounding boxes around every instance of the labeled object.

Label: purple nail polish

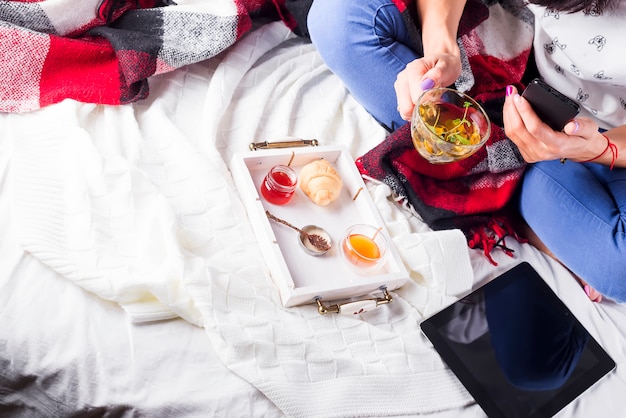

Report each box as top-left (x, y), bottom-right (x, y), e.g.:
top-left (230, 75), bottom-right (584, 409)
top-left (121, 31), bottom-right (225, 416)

top-left (420, 78), bottom-right (435, 91)
top-left (505, 85), bottom-right (514, 97)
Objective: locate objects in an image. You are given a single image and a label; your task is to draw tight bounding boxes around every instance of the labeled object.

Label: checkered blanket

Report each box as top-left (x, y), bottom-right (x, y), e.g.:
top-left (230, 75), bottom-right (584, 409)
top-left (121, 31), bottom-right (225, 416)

top-left (0, 0), bottom-right (295, 113)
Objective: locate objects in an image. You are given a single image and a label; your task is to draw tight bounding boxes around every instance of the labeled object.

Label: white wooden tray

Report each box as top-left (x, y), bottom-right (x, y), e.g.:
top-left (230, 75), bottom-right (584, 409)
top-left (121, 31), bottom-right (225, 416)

top-left (230, 143), bottom-right (408, 311)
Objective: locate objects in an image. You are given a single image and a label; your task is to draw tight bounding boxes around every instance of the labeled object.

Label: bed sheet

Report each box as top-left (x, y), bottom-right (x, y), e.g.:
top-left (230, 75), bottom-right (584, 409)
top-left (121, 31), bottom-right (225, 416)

top-left (1, 21), bottom-right (625, 417)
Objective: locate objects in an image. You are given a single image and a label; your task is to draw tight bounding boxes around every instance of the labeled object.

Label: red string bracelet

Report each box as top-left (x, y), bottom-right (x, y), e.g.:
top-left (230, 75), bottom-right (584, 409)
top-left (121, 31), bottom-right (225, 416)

top-left (581, 134), bottom-right (618, 170)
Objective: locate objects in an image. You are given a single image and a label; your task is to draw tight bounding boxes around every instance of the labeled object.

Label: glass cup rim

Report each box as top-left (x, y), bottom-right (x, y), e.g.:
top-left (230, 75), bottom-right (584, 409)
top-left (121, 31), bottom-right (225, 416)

top-left (266, 164), bottom-right (297, 191)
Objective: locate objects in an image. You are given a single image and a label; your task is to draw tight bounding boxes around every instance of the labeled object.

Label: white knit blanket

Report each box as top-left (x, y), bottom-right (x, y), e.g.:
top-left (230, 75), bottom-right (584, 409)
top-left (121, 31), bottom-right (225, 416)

top-left (9, 22), bottom-right (484, 417)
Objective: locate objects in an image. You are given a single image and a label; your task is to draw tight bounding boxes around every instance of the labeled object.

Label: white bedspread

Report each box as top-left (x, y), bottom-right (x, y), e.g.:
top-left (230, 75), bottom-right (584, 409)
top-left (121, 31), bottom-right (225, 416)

top-left (1, 21), bottom-right (625, 417)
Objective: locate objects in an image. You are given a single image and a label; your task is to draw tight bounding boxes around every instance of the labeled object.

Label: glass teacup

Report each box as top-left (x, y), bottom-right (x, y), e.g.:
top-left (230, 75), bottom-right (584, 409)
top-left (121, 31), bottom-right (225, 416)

top-left (411, 87), bottom-right (491, 164)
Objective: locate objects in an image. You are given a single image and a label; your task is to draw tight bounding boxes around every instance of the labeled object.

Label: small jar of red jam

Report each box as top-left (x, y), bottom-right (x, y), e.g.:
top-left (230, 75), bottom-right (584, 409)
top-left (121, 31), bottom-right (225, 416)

top-left (260, 165), bottom-right (297, 205)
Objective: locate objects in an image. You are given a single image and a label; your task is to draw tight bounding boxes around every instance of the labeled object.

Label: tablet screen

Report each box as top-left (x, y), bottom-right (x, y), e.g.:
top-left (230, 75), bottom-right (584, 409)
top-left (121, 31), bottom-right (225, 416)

top-left (420, 262), bottom-right (615, 418)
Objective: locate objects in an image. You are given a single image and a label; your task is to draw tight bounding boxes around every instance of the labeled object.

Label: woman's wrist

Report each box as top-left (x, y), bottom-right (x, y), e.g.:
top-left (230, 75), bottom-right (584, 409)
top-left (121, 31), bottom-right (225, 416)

top-left (578, 133), bottom-right (619, 169)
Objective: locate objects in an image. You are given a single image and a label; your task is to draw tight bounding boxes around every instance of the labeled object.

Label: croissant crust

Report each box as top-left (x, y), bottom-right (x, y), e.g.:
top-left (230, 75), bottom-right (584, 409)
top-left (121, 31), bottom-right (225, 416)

top-left (299, 159), bottom-right (343, 206)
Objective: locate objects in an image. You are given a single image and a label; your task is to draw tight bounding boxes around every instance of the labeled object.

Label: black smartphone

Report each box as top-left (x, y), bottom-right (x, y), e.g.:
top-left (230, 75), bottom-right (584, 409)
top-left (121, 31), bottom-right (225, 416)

top-left (521, 78), bottom-right (580, 131)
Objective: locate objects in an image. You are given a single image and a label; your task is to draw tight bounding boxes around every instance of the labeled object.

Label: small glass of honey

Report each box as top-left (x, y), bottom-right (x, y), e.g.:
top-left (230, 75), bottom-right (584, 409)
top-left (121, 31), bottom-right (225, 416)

top-left (260, 164), bottom-right (297, 205)
top-left (340, 224), bottom-right (388, 272)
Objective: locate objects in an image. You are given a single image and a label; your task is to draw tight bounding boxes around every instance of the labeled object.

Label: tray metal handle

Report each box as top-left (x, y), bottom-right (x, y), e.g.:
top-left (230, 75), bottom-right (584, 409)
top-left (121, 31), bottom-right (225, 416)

top-left (249, 137), bottom-right (319, 151)
top-left (315, 286), bottom-right (392, 315)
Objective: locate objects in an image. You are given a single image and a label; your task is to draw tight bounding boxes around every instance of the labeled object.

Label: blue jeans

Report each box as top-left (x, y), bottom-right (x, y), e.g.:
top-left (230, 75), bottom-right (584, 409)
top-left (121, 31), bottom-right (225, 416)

top-left (309, 0), bottom-right (626, 302)
top-left (307, 0), bottom-right (419, 131)
top-left (519, 160), bottom-right (626, 301)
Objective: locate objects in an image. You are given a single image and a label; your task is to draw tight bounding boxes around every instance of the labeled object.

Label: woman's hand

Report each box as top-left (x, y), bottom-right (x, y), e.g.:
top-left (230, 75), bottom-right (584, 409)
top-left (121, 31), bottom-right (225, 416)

top-left (395, 0), bottom-right (466, 122)
top-left (503, 85), bottom-right (608, 163)
top-left (394, 53), bottom-right (462, 121)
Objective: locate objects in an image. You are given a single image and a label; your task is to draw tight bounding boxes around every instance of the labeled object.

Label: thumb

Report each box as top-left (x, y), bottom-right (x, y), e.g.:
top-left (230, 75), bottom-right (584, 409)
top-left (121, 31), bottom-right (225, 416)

top-left (563, 117), bottom-right (598, 137)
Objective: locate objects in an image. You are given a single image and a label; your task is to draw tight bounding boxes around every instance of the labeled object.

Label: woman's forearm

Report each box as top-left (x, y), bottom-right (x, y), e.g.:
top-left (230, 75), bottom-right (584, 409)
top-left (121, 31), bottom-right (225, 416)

top-left (416, 0), bottom-right (466, 57)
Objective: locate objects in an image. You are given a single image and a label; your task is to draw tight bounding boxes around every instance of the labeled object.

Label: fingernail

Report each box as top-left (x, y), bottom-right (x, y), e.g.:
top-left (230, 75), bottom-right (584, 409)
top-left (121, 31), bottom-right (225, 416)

top-left (420, 78), bottom-right (435, 91)
top-left (584, 285), bottom-right (591, 297)
top-left (505, 85), bottom-right (514, 97)
top-left (571, 119), bottom-right (580, 133)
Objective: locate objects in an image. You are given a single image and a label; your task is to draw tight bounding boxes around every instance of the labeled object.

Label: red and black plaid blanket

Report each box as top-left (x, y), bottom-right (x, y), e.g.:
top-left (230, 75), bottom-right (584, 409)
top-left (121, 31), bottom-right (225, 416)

top-left (0, 0), bottom-right (297, 113)
top-left (357, 0), bottom-right (535, 264)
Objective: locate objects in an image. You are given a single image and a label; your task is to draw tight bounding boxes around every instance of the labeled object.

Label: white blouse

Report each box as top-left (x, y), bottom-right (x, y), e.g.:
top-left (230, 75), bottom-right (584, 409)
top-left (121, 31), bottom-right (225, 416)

top-left (527, 2), bottom-right (626, 129)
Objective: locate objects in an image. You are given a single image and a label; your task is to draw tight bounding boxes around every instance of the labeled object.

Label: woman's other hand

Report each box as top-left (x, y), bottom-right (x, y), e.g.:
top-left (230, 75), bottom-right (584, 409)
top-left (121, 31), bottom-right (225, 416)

top-left (503, 85), bottom-right (609, 163)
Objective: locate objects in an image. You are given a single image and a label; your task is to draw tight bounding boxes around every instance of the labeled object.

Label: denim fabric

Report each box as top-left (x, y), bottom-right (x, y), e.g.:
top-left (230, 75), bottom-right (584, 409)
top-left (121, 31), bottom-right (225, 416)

top-left (307, 0), bottom-right (419, 131)
top-left (519, 160), bottom-right (626, 301)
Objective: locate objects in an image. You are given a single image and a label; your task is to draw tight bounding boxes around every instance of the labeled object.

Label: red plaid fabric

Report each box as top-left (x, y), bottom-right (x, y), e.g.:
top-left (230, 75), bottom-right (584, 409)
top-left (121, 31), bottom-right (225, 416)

top-left (0, 0), bottom-right (294, 112)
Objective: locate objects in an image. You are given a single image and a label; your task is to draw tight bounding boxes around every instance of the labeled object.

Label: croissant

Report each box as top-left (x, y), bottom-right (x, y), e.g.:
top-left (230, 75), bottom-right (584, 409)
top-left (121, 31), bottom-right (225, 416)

top-left (299, 159), bottom-right (343, 206)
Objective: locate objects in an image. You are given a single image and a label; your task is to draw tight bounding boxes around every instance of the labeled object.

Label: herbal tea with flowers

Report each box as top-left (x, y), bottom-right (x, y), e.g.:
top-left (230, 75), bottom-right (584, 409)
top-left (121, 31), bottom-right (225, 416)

top-left (421, 100), bottom-right (481, 146)
top-left (411, 88), bottom-right (490, 163)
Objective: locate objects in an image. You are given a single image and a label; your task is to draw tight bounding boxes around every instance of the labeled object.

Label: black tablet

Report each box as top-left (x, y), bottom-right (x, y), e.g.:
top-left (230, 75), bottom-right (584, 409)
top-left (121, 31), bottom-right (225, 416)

top-left (420, 262), bottom-right (615, 418)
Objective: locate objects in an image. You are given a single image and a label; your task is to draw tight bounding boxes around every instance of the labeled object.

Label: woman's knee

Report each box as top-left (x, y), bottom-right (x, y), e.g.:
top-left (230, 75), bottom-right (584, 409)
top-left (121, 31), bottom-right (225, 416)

top-left (518, 162), bottom-right (626, 302)
top-left (307, 0), bottom-right (363, 70)
top-left (307, 0), bottom-right (415, 128)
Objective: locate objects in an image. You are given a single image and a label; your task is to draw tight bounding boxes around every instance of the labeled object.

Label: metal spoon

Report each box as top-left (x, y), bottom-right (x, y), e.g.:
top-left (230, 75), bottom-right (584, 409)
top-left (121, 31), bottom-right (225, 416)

top-left (265, 210), bottom-right (331, 252)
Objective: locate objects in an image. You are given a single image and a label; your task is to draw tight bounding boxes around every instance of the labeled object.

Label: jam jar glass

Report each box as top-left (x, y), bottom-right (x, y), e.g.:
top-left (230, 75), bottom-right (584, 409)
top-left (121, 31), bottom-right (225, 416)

top-left (260, 164), bottom-right (297, 205)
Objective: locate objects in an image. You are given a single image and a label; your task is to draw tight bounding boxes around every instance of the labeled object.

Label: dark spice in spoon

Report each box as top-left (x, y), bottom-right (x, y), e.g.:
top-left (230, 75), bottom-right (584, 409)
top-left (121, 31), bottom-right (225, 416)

top-left (266, 210), bottom-right (331, 252)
